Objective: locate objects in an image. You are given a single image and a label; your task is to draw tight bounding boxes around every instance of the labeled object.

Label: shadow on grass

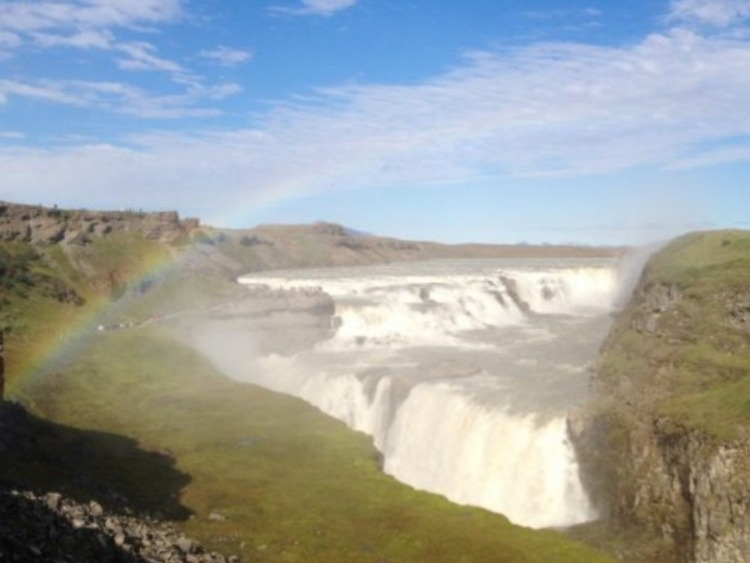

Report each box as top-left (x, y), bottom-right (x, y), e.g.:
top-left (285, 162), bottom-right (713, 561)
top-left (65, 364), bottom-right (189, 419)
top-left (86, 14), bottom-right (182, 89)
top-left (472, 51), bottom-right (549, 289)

top-left (0, 401), bottom-right (192, 521)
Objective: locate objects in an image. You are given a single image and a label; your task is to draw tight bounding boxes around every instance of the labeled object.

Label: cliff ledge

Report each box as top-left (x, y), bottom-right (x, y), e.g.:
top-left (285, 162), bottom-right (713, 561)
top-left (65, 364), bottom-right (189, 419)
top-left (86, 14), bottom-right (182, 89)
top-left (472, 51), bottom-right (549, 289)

top-left (570, 230), bottom-right (750, 563)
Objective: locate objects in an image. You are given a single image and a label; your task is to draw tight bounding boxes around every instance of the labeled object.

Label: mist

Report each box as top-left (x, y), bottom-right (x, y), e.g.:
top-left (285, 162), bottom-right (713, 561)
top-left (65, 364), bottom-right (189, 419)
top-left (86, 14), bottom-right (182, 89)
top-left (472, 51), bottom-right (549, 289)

top-left (172, 255), bottom-right (645, 529)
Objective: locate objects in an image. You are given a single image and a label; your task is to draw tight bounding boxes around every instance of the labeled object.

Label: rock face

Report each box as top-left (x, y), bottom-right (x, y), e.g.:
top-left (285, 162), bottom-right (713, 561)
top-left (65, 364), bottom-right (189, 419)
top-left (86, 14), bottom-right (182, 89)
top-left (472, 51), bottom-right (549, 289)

top-left (0, 488), bottom-right (236, 563)
top-left (0, 201), bottom-right (199, 246)
top-left (570, 231), bottom-right (750, 563)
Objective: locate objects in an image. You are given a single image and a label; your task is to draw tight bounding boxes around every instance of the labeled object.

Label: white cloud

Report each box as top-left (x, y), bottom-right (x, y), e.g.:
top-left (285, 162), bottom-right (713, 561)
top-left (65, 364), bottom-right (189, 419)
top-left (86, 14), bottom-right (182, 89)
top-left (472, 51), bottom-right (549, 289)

top-left (0, 79), bottom-right (85, 106)
top-left (199, 46), bottom-right (253, 67)
top-left (32, 29), bottom-right (114, 49)
top-left (0, 0), bottom-right (182, 34)
top-left (668, 0), bottom-right (750, 27)
top-left (273, 0), bottom-right (357, 17)
top-left (0, 1), bottom-right (187, 74)
top-left (0, 1), bottom-right (242, 116)
top-left (2, 23), bottom-right (750, 222)
top-left (117, 41), bottom-right (184, 74)
top-left (0, 31), bottom-right (22, 47)
top-left (0, 78), bottom-right (241, 119)
top-left (522, 8), bottom-right (602, 20)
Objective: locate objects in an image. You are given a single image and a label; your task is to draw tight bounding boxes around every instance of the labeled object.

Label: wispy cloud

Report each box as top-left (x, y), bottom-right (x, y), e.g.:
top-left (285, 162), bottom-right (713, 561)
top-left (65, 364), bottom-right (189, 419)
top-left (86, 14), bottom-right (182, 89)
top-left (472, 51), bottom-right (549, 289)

top-left (0, 1), bottom-right (188, 80)
top-left (2, 14), bottom-right (750, 222)
top-left (668, 0), bottom-right (750, 27)
top-left (117, 41), bottom-right (185, 74)
top-left (31, 29), bottom-right (114, 49)
top-left (199, 45), bottom-right (253, 67)
top-left (0, 79), bottom-right (84, 106)
top-left (0, 78), bottom-right (240, 119)
top-left (0, 30), bottom-right (22, 48)
top-left (0, 0), bottom-right (243, 118)
top-left (0, 0), bottom-right (182, 38)
top-left (521, 8), bottom-right (602, 20)
top-left (272, 0), bottom-right (358, 17)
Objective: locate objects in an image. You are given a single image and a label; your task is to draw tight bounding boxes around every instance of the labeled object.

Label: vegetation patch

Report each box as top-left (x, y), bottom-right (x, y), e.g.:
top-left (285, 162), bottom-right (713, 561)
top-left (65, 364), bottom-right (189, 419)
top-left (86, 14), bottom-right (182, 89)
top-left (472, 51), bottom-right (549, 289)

top-left (597, 230), bottom-right (750, 439)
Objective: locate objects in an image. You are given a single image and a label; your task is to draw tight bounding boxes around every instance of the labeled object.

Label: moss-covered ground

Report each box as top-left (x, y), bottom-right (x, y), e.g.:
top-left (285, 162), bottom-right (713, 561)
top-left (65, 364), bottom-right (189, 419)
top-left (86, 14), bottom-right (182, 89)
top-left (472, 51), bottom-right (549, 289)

top-left (597, 230), bottom-right (750, 440)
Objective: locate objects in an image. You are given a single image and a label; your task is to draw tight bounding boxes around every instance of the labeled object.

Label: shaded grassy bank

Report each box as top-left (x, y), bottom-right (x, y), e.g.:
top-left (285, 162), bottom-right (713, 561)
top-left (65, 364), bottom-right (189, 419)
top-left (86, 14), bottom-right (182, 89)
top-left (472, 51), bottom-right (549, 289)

top-left (9, 324), bottom-right (612, 562)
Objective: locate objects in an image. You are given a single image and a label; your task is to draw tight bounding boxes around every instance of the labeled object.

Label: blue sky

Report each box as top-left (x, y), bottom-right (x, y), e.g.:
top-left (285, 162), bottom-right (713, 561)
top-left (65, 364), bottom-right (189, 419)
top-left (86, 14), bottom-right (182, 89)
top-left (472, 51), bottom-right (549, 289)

top-left (1, 0), bottom-right (749, 244)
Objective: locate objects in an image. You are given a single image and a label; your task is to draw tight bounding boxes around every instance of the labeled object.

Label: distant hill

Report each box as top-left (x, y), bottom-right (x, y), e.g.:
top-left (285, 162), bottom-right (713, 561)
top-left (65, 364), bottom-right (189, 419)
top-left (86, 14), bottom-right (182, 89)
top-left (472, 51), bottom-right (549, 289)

top-left (0, 199), bottom-right (620, 282)
top-left (203, 220), bottom-right (622, 274)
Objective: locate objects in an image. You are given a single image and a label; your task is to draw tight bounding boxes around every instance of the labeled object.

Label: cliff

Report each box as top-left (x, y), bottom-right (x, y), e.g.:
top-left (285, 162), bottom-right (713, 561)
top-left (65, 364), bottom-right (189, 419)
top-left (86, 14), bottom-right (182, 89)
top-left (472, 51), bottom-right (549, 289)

top-left (570, 230), bottom-right (750, 563)
top-left (0, 201), bottom-right (199, 246)
top-left (0, 201), bottom-right (618, 280)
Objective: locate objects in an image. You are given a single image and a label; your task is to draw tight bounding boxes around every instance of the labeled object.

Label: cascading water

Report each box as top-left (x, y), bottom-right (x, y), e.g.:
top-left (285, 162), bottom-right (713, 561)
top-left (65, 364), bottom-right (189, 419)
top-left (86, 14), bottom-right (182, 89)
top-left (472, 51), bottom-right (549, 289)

top-left (216, 258), bottom-right (622, 529)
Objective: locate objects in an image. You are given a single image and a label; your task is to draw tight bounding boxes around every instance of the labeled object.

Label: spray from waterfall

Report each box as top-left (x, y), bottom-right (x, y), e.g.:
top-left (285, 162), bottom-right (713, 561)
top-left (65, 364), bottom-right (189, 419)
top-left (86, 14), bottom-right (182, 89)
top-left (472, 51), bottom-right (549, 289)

top-left (192, 257), bottom-right (630, 529)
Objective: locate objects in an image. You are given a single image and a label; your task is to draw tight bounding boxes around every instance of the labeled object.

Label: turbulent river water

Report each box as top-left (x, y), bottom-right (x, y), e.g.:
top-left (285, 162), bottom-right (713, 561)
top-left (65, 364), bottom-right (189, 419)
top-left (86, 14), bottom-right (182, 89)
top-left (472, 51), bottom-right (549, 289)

top-left (227, 258), bottom-right (623, 529)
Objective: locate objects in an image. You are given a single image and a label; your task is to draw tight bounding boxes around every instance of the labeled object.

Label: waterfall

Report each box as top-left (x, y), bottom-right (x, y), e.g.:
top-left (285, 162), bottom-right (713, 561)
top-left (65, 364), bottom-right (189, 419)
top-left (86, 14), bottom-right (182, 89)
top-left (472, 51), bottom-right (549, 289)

top-left (222, 258), bottom-right (621, 528)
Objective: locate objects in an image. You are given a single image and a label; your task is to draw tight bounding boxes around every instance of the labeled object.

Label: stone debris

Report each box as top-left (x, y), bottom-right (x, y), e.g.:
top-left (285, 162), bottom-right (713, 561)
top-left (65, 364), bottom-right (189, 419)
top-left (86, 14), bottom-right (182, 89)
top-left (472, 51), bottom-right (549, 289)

top-left (0, 488), bottom-right (237, 563)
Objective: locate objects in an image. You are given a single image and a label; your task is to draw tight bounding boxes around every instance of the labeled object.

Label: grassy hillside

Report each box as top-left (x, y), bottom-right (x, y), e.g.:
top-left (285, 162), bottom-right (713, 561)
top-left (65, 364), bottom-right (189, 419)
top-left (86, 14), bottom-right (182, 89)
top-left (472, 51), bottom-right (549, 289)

top-left (596, 230), bottom-right (750, 440)
top-left (0, 219), bottom-right (613, 562)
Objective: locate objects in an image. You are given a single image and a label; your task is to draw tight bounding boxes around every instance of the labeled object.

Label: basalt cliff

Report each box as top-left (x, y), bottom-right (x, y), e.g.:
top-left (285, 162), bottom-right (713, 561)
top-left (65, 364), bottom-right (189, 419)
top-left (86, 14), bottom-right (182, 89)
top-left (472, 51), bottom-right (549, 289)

top-left (570, 230), bottom-right (750, 563)
top-left (0, 201), bottom-right (199, 246)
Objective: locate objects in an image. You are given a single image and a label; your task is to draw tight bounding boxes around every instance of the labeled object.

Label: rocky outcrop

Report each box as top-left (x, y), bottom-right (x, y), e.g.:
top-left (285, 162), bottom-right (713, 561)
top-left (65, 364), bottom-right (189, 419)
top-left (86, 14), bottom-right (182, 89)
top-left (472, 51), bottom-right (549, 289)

top-left (0, 488), bottom-right (236, 562)
top-left (0, 202), bottom-right (199, 246)
top-left (570, 231), bottom-right (750, 563)
top-left (0, 401), bottom-right (236, 562)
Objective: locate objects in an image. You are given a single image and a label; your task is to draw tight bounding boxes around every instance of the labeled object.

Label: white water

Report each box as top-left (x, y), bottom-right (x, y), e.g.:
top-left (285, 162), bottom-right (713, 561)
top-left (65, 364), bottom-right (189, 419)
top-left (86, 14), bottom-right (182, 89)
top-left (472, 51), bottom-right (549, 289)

top-left (228, 258), bottom-right (622, 529)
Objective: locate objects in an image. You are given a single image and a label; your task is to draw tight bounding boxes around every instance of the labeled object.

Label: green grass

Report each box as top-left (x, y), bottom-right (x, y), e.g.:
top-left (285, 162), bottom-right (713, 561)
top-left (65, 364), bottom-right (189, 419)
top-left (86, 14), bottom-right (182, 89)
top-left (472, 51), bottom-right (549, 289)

top-left (647, 230), bottom-right (750, 288)
top-left (597, 229), bottom-right (750, 440)
top-left (11, 328), bottom-right (613, 562)
top-left (661, 374), bottom-right (750, 440)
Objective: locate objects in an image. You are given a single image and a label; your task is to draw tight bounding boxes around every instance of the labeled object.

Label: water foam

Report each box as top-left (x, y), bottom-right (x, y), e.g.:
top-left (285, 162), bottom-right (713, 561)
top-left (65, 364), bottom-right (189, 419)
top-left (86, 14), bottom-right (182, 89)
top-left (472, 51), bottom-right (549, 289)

top-left (381, 381), bottom-right (595, 528)
top-left (231, 259), bottom-right (622, 529)
top-left (240, 264), bottom-right (619, 349)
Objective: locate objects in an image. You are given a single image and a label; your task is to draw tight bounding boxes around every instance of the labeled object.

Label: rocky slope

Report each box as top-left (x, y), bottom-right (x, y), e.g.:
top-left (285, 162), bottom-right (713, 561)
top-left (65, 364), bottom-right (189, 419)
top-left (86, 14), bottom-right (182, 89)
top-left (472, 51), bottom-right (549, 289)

top-left (0, 201), bottom-right (619, 280)
top-left (0, 488), bottom-right (235, 563)
top-left (0, 201), bottom-right (199, 246)
top-left (0, 402), bottom-right (236, 563)
top-left (570, 230), bottom-right (750, 563)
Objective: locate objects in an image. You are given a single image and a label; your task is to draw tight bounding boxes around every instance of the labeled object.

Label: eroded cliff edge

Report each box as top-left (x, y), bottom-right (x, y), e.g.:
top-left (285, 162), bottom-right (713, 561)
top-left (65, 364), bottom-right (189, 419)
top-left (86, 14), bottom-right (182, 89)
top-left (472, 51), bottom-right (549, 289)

top-left (570, 230), bottom-right (750, 563)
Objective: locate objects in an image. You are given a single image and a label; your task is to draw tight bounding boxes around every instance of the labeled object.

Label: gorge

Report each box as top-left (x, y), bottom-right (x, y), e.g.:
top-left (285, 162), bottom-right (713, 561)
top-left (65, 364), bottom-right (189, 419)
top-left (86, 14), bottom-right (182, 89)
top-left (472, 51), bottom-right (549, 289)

top-left (2, 201), bottom-right (749, 562)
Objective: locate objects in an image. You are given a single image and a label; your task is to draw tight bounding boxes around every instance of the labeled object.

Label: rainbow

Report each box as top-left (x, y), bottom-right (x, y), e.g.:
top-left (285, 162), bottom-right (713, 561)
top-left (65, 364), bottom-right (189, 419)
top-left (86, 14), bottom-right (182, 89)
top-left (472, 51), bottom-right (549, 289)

top-left (5, 160), bottom-right (361, 396)
top-left (6, 242), bottom-right (183, 399)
